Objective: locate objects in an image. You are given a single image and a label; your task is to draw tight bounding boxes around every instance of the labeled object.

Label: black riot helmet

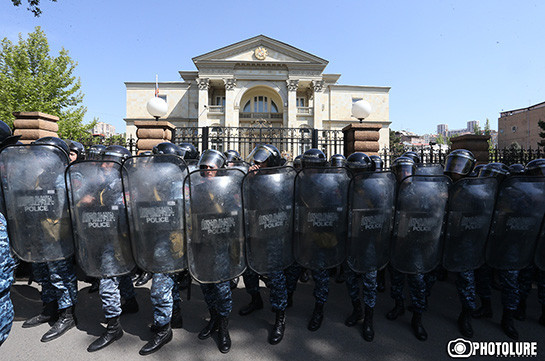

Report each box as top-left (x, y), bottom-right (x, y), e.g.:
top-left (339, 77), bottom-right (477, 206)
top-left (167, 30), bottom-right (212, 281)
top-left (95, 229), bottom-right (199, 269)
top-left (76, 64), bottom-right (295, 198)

top-left (369, 155), bottom-right (384, 171)
top-left (153, 142), bottom-right (183, 156)
top-left (33, 137), bottom-right (69, 157)
top-left (478, 162), bottom-right (510, 181)
top-left (293, 155), bottom-right (303, 170)
top-left (248, 144), bottom-right (281, 167)
top-left (302, 148), bottom-right (327, 168)
top-left (102, 145), bottom-right (131, 163)
top-left (525, 159), bottom-right (545, 176)
top-left (198, 149), bottom-right (226, 169)
top-left (88, 144), bottom-right (106, 160)
top-left (67, 140), bottom-right (86, 161)
top-left (346, 152), bottom-right (375, 172)
top-left (444, 149), bottom-right (476, 179)
top-left (178, 143), bottom-right (199, 160)
top-left (508, 163), bottom-right (526, 175)
top-left (224, 149), bottom-right (241, 163)
top-left (140, 151), bottom-right (152, 156)
top-left (402, 151), bottom-right (421, 164)
top-left (391, 156), bottom-right (416, 183)
top-left (329, 154), bottom-right (346, 167)
top-left (0, 120), bottom-right (21, 148)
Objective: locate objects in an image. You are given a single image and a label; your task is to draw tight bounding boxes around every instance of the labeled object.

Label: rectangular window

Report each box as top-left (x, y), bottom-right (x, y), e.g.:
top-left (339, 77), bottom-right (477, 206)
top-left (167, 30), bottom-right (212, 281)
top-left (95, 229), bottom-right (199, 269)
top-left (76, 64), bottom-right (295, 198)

top-left (296, 97), bottom-right (305, 107)
top-left (215, 96), bottom-right (225, 106)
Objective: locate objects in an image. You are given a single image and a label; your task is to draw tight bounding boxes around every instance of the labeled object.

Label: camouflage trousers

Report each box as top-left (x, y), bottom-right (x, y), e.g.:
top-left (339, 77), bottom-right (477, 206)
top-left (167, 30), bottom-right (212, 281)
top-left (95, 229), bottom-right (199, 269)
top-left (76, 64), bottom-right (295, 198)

top-left (32, 258), bottom-right (77, 310)
top-left (284, 263), bottom-right (329, 304)
top-left (0, 292), bottom-right (13, 347)
top-left (284, 263), bottom-right (302, 294)
top-left (242, 269), bottom-right (288, 311)
top-left (498, 270), bottom-right (520, 311)
top-left (151, 273), bottom-right (181, 327)
top-left (99, 274), bottom-right (135, 318)
top-left (456, 270), bottom-right (477, 310)
top-left (388, 266), bottom-right (427, 312)
top-left (344, 264), bottom-right (377, 308)
top-left (200, 281), bottom-right (232, 317)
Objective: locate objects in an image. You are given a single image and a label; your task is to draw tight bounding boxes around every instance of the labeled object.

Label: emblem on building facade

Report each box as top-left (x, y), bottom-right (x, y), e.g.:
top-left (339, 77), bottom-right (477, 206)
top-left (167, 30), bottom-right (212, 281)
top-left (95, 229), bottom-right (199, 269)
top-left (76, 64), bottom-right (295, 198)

top-left (254, 46), bottom-right (268, 60)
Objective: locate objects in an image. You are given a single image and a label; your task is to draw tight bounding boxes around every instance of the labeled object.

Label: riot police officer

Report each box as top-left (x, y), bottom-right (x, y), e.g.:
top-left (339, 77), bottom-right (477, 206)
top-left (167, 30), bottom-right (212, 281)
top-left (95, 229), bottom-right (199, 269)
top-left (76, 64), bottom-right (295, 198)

top-left (87, 144), bottom-right (106, 160)
top-left (239, 144), bottom-right (289, 345)
top-left (66, 140), bottom-right (85, 162)
top-left (86, 145), bottom-right (139, 352)
top-left (21, 137), bottom-right (79, 343)
top-left (194, 149), bottom-right (234, 353)
top-left (329, 154), bottom-right (346, 168)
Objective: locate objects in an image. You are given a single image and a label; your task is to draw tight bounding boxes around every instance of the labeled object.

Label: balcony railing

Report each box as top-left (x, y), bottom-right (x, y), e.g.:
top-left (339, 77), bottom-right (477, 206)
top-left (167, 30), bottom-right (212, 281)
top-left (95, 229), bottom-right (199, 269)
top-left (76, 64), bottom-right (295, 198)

top-left (297, 107), bottom-right (313, 115)
top-left (239, 112), bottom-right (283, 119)
top-left (208, 105), bottom-right (225, 113)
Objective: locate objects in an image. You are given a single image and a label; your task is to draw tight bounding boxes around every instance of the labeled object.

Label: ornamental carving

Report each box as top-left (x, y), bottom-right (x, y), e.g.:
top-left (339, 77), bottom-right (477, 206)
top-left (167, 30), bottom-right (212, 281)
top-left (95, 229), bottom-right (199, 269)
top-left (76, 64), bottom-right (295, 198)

top-left (312, 80), bottom-right (324, 92)
top-left (286, 79), bottom-right (299, 92)
top-left (196, 78), bottom-right (209, 90)
top-left (223, 78), bottom-right (237, 91)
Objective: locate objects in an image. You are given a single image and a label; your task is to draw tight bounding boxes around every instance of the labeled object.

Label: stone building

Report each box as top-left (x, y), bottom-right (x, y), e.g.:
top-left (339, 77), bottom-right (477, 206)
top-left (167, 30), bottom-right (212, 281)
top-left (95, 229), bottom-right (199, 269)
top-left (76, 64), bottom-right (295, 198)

top-left (498, 101), bottom-right (545, 149)
top-left (125, 35), bottom-right (391, 155)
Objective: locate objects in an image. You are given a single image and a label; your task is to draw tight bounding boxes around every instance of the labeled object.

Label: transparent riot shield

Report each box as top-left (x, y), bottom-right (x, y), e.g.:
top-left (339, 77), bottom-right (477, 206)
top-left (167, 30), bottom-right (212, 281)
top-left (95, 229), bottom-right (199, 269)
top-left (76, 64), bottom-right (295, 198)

top-left (443, 177), bottom-right (498, 272)
top-left (347, 171), bottom-right (396, 273)
top-left (123, 155), bottom-right (188, 274)
top-left (416, 164), bottom-right (444, 176)
top-left (243, 166), bottom-right (295, 275)
top-left (0, 144), bottom-right (73, 262)
top-left (184, 168), bottom-right (246, 283)
top-left (390, 175), bottom-right (450, 274)
top-left (294, 167), bottom-right (350, 271)
top-left (486, 176), bottom-right (545, 270)
top-left (66, 161), bottom-right (135, 278)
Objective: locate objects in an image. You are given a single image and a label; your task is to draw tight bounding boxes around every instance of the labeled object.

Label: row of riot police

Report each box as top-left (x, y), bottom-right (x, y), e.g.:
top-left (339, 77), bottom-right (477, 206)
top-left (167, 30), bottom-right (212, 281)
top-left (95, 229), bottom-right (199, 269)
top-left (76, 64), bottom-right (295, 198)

top-left (2, 133), bottom-right (545, 353)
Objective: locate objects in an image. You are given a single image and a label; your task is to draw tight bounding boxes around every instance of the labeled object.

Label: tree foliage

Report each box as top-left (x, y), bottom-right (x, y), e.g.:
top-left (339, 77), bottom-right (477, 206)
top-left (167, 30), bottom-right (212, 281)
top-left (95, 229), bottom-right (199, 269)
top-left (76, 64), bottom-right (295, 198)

top-left (389, 129), bottom-right (404, 154)
top-left (11, 0), bottom-right (57, 17)
top-left (0, 26), bottom-right (92, 137)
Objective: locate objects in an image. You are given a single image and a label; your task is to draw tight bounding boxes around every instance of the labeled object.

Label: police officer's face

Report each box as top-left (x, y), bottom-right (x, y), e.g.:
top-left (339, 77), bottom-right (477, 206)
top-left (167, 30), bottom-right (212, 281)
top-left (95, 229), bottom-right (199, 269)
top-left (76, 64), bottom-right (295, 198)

top-left (69, 151), bottom-right (77, 163)
top-left (200, 164), bottom-right (217, 177)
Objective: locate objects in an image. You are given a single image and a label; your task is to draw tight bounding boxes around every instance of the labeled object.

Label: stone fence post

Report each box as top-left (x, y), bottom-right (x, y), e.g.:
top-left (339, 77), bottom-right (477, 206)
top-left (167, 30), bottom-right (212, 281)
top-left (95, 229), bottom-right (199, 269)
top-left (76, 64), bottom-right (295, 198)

top-left (342, 122), bottom-right (381, 156)
top-left (135, 120), bottom-right (176, 154)
top-left (12, 112), bottom-right (59, 143)
top-left (450, 134), bottom-right (490, 164)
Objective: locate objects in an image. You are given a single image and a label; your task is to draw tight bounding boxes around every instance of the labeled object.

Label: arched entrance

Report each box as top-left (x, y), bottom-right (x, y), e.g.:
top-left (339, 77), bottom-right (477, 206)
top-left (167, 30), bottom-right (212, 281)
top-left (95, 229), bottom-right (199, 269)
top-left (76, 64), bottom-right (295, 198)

top-left (239, 86), bottom-right (284, 127)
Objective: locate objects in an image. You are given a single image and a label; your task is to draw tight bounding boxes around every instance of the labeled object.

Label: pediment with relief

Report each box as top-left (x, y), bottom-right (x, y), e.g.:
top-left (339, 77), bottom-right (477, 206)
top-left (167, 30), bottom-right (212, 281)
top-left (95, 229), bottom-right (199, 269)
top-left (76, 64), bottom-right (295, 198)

top-left (192, 35), bottom-right (328, 68)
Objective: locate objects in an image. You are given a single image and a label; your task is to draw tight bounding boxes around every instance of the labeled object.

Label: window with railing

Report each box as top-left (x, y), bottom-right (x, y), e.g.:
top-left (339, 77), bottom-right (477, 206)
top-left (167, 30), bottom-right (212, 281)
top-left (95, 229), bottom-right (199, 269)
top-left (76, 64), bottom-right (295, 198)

top-left (241, 96), bottom-right (282, 119)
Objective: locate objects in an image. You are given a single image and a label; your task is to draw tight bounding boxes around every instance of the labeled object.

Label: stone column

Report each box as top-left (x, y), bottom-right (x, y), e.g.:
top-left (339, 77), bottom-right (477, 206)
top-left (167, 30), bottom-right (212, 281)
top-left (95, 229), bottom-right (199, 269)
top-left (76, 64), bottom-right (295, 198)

top-left (312, 80), bottom-right (324, 129)
top-left (450, 134), bottom-right (491, 164)
top-left (135, 120), bottom-right (176, 154)
top-left (196, 78), bottom-right (209, 127)
top-left (12, 112), bottom-right (59, 144)
top-left (224, 78), bottom-right (237, 127)
top-left (342, 122), bottom-right (382, 156)
top-left (286, 79), bottom-right (298, 128)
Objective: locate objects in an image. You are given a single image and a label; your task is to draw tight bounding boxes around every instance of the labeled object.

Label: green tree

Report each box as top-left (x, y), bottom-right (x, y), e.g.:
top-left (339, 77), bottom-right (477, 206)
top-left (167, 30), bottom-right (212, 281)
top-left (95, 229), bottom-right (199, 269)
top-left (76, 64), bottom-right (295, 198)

top-left (0, 26), bottom-right (91, 135)
top-left (473, 124), bottom-right (482, 135)
top-left (436, 134), bottom-right (445, 145)
top-left (484, 118), bottom-right (491, 136)
top-left (11, 0), bottom-right (57, 17)
top-left (389, 129), bottom-right (404, 154)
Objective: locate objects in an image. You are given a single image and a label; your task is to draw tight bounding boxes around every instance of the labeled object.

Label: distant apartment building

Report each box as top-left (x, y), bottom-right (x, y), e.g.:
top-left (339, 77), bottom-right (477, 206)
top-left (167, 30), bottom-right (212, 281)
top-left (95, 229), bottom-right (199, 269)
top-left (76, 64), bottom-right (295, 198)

top-left (92, 122), bottom-right (116, 138)
top-left (437, 124), bottom-right (448, 137)
top-left (498, 101), bottom-right (545, 149)
top-left (436, 120), bottom-right (480, 138)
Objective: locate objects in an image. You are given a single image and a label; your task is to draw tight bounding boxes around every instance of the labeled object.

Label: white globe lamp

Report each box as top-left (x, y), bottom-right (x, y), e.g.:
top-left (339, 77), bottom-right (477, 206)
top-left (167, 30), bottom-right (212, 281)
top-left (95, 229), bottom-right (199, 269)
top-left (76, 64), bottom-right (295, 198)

top-left (352, 99), bottom-right (372, 123)
top-left (147, 97), bottom-right (168, 120)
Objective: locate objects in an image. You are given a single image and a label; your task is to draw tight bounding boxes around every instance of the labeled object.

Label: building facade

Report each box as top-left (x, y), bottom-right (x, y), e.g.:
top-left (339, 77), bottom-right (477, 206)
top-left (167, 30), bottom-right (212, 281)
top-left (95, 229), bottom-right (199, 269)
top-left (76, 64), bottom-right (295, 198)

top-left (91, 121), bottom-right (116, 138)
top-left (125, 35), bottom-right (391, 154)
top-left (498, 101), bottom-right (545, 149)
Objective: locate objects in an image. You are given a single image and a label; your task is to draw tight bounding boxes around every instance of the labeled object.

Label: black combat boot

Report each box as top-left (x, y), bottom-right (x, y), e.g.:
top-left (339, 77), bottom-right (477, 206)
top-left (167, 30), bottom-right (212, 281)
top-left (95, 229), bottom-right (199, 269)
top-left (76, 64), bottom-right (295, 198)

top-left (345, 299), bottom-right (363, 327)
top-left (217, 316), bottom-right (231, 353)
top-left (171, 306), bottom-right (183, 329)
top-left (198, 309), bottom-right (218, 340)
top-left (457, 307), bottom-right (474, 338)
top-left (239, 292), bottom-right (263, 316)
top-left (473, 298), bottom-right (493, 318)
top-left (307, 302), bottom-right (324, 331)
top-left (121, 296), bottom-right (139, 314)
top-left (87, 317), bottom-right (123, 352)
top-left (139, 323), bottom-right (173, 355)
top-left (22, 301), bottom-right (58, 328)
top-left (514, 298), bottom-right (527, 321)
top-left (386, 298), bottom-right (404, 320)
top-left (41, 306), bottom-right (76, 342)
top-left (135, 272), bottom-right (152, 286)
top-left (501, 309), bottom-right (519, 340)
top-left (362, 306), bottom-right (374, 342)
top-left (411, 312), bottom-right (428, 341)
top-left (269, 310), bottom-right (286, 345)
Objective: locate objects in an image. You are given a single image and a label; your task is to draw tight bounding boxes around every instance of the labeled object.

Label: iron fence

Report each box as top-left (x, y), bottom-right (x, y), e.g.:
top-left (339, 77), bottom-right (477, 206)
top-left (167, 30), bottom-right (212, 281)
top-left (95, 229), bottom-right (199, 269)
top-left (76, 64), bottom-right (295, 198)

top-left (173, 126), bottom-right (344, 160)
top-left (71, 135), bottom-right (137, 155)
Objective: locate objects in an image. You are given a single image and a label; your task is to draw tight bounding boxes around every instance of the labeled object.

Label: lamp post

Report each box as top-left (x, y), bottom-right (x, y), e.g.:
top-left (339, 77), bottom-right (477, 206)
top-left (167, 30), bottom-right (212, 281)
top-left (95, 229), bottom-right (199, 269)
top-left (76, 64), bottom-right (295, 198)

top-left (351, 99), bottom-right (372, 123)
top-left (146, 96), bottom-right (168, 121)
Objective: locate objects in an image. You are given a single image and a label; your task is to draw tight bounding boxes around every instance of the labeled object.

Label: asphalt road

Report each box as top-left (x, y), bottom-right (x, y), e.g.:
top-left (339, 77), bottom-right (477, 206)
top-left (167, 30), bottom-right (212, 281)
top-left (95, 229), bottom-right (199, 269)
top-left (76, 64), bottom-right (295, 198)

top-left (3, 274), bottom-right (544, 360)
